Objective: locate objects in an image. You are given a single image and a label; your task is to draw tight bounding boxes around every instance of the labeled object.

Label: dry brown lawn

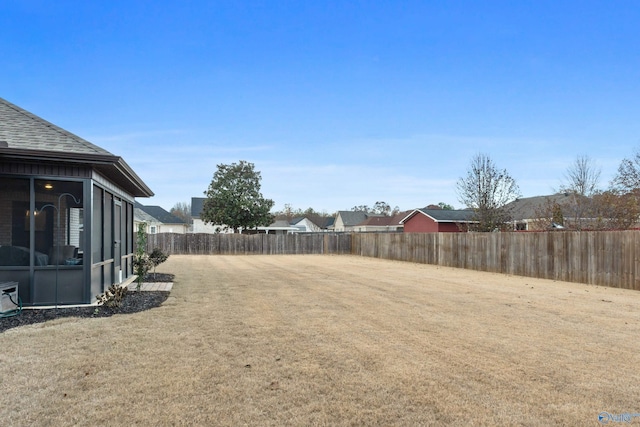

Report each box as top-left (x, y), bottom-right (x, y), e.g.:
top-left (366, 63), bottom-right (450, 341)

top-left (2, 255), bottom-right (640, 426)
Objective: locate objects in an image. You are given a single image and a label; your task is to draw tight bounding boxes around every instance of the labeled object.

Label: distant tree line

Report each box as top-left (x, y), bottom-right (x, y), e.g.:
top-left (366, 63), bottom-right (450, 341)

top-left (457, 151), bottom-right (640, 232)
top-left (167, 149), bottom-right (640, 235)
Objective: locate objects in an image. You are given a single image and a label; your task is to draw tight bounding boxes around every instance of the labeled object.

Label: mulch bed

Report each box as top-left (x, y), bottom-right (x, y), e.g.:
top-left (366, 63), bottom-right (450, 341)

top-left (0, 273), bottom-right (174, 333)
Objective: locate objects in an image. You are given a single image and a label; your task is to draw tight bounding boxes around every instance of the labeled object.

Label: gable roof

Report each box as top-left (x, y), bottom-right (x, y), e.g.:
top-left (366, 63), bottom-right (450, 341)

top-left (337, 211), bottom-right (369, 226)
top-left (506, 194), bottom-right (578, 221)
top-left (0, 98), bottom-right (112, 155)
top-left (134, 208), bottom-right (160, 224)
top-left (266, 219), bottom-right (298, 230)
top-left (319, 216), bottom-right (336, 228)
top-left (191, 197), bottom-right (206, 218)
top-left (135, 202), bottom-right (185, 224)
top-left (0, 97), bottom-right (153, 197)
top-left (400, 208), bottom-right (476, 224)
top-left (358, 215), bottom-right (395, 227)
top-left (291, 215), bottom-right (336, 229)
top-left (357, 211), bottom-right (410, 227)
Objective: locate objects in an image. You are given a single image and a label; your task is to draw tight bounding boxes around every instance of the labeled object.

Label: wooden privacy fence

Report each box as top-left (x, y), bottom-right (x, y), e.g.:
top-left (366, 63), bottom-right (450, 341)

top-left (352, 231), bottom-right (640, 290)
top-left (146, 233), bottom-right (352, 255)
top-left (146, 231), bottom-right (640, 290)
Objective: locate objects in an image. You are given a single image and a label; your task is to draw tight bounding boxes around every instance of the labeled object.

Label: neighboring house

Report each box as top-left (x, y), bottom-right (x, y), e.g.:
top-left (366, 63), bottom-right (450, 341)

top-left (256, 219), bottom-right (301, 235)
top-left (134, 202), bottom-right (188, 234)
top-left (191, 196), bottom-right (272, 234)
top-left (315, 216), bottom-right (336, 231)
top-left (134, 208), bottom-right (162, 235)
top-left (333, 211), bottom-right (369, 232)
top-left (191, 197), bottom-right (335, 234)
top-left (190, 197), bottom-right (234, 233)
top-left (291, 217), bottom-right (321, 232)
top-left (352, 211), bottom-right (410, 232)
top-left (401, 208), bottom-right (476, 232)
top-left (256, 215), bottom-right (336, 234)
top-left (0, 97), bottom-right (153, 306)
top-left (506, 193), bottom-right (582, 231)
top-left (291, 216), bottom-right (335, 232)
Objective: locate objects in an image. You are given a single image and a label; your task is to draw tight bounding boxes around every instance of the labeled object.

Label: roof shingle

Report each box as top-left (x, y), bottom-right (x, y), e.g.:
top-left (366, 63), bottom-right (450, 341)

top-left (0, 97), bottom-right (113, 155)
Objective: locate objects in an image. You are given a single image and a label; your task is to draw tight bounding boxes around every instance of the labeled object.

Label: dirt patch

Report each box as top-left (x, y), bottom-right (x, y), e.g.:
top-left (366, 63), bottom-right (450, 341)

top-left (1, 255), bottom-right (639, 426)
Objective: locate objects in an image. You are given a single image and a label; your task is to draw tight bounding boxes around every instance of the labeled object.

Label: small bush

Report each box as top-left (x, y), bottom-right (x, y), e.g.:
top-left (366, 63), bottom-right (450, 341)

top-left (134, 223), bottom-right (149, 291)
top-left (148, 248), bottom-right (169, 280)
top-left (133, 253), bottom-right (152, 291)
top-left (96, 284), bottom-right (128, 308)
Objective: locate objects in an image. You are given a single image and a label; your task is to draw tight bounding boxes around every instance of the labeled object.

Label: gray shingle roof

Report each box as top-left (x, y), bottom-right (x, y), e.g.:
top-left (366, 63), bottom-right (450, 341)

top-left (320, 216), bottom-right (336, 228)
top-left (0, 97), bottom-right (112, 155)
top-left (505, 194), bottom-right (577, 221)
top-left (135, 202), bottom-right (185, 224)
top-left (292, 215), bottom-right (336, 229)
top-left (401, 208), bottom-right (476, 224)
top-left (134, 208), bottom-right (160, 224)
top-left (0, 97), bottom-right (153, 197)
top-left (357, 211), bottom-right (411, 227)
top-left (191, 197), bottom-right (206, 218)
top-left (337, 211), bottom-right (369, 226)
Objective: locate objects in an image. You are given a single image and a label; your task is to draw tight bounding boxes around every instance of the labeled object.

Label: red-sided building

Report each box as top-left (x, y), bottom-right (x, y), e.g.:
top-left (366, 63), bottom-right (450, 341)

top-left (400, 208), bottom-right (476, 233)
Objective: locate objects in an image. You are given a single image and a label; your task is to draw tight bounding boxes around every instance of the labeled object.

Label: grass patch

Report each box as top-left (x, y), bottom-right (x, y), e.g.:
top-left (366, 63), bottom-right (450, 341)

top-left (1, 255), bottom-right (639, 425)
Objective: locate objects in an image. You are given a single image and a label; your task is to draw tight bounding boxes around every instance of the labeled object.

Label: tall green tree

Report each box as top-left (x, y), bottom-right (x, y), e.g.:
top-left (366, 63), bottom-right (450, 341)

top-left (202, 161), bottom-right (274, 233)
top-left (456, 153), bottom-right (520, 231)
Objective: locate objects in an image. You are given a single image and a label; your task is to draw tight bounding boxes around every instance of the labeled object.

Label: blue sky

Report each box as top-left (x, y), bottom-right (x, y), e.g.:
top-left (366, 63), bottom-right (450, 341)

top-left (2, 1), bottom-right (639, 213)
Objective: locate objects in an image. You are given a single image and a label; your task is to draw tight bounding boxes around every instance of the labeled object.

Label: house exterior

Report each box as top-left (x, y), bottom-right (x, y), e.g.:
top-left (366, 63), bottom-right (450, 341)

top-left (506, 193), bottom-right (586, 231)
top-left (333, 211), bottom-right (369, 232)
top-left (254, 215), bottom-right (336, 234)
top-left (352, 211), bottom-right (409, 232)
top-left (291, 217), bottom-right (321, 232)
top-left (134, 208), bottom-right (162, 235)
top-left (400, 208), bottom-right (476, 232)
top-left (0, 97), bottom-right (153, 306)
top-left (190, 197), bottom-right (234, 233)
top-left (313, 216), bottom-right (336, 231)
top-left (256, 219), bottom-right (300, 234)
top-left (134, 202), bottom-right (188, 234)
top-left (291, 216), bottom-right (334, 232)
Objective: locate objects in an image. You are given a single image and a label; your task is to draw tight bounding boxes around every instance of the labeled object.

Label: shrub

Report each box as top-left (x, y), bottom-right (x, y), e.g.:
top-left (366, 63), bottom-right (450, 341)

top-left (134, 223), bottom-right (150, 291)
top-left (148, 248), bottom-right (169, 280)
top-left (96, 284), bottom-right (128, 308)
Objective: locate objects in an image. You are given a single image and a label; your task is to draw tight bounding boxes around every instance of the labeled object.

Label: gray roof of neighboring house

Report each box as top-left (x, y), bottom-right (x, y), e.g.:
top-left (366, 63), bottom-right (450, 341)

top-left (357, 211), bottom-right (411, 227)
top-left (357, 215), bottom-right (394, 227)
top-left (320, 216), bottom-right (336, 228)
top-left (506, 194), bottom-right (577, 221)
top-left (0, 97), bottom-right (153, 197)
top-left (265, 219), bottom-right (298, 229)
top-left (337, 211), bottom-right (369, 226)
top-left (401, 208), bottom-right (476, 224)
top-left (292, 215), bottom-right (336, 229)
top-left (134, 208), bottom-right (160, 224)
top-left (191, 197), bottom-right (206, 218)
top-left (135, 202), bottom-right (185, 224)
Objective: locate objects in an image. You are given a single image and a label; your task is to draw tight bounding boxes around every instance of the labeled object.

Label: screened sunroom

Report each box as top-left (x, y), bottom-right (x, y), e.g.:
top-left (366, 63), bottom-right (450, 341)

top-left (0, 98), bottom-right (153, 306)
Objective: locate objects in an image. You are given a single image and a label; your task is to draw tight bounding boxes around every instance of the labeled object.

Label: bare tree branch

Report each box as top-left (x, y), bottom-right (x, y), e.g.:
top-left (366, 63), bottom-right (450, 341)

top-left (456, 153), bottom-right (520, 231)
